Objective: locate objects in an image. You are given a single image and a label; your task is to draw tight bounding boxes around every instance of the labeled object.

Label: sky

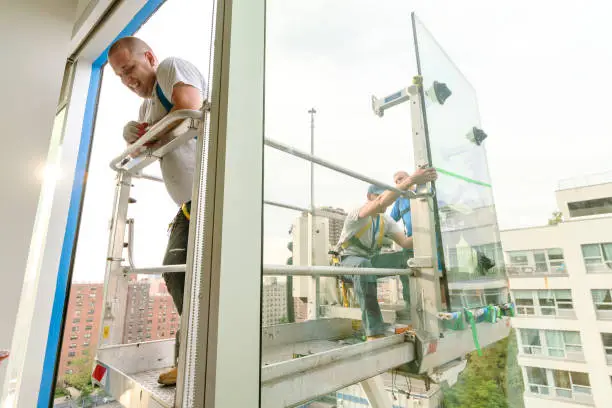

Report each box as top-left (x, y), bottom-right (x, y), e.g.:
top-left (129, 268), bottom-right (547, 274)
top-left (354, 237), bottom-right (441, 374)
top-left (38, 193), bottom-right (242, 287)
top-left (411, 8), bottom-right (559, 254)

top-left (72, 0), bottom-right (612, 282)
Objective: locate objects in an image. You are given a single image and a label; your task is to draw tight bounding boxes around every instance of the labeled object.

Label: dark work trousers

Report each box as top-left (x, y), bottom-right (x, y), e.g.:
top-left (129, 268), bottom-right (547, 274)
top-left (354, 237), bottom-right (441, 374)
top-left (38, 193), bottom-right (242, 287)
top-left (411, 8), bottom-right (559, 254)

top-left (340, 250), bottom-right (413, 337)
top-left (162, 201), bottom-right (190, 366)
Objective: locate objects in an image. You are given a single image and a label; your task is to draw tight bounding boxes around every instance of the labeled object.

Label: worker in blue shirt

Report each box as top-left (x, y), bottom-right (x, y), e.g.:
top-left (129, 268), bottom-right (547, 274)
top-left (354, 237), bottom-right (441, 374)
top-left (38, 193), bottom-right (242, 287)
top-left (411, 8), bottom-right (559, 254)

top-left (389, 171), bottom-right (414, 312)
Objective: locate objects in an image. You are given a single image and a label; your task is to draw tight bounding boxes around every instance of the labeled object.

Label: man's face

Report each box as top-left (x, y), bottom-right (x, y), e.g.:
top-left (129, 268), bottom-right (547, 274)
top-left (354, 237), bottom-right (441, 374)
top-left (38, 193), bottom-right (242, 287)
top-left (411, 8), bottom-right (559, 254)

top-left (394, 171), bottom-right (410, 185)
top-left (109, 48), bottom-right (157, 98)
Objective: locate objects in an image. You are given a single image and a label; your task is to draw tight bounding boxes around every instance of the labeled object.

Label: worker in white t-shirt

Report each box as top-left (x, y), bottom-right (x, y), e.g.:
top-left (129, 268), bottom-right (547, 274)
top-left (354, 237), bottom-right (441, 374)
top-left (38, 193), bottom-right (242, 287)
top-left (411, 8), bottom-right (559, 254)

top-left (109, 36), bottom-right (206, 386)
top-left (336, 167), bottom-right (437, 340)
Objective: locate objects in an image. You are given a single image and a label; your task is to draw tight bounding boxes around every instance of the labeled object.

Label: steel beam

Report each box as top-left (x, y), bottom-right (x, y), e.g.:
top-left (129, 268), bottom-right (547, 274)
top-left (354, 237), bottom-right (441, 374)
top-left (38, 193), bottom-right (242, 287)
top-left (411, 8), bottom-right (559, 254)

top-left (261, 335), bottom-right (414, 407)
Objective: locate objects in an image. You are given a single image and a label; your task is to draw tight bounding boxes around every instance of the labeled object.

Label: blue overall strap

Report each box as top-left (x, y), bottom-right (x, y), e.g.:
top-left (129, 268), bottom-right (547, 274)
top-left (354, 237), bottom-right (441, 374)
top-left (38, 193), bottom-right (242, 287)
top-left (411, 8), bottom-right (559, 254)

top-left (155, 83), bottom-right (174, 112)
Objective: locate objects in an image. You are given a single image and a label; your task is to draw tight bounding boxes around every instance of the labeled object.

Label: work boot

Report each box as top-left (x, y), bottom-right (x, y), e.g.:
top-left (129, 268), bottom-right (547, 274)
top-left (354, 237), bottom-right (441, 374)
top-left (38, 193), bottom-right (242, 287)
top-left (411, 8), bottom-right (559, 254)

top-left (158, 367), bottom-right (177, 386)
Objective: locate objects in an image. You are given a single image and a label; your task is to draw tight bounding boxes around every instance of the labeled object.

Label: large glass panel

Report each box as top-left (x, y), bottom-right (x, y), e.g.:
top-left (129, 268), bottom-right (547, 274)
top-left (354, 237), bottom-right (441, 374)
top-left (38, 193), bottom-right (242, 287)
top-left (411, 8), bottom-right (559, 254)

top-left (412, 14), bottom-right (506, 314)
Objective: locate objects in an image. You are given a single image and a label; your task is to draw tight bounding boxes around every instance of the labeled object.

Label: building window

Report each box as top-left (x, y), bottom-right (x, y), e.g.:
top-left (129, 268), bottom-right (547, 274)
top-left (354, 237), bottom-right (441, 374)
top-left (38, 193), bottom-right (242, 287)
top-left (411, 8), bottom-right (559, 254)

top-left (545, 331), bottom-right (582, 358)
top-left (568, 197), bottom-right (612, 217)
top-left (507, 248), bottom-right (565, 275)
top-left (519, 329), bottom-right (542, 355)
top-left (71, 326), bottom-right (79, 332)
top-left (70, 334), bottom-right (78, 340)
top-left (85, 325), bottom-right (92, 331)
top-left (514, 291), bottom-right (535, 315)
top-left (582, 243), bottom-right (612, 273)
top-left (526, 367), bottom-right (592, 402)
top-left (72, 318), bottom-right (80, 324)
top-left (526, 366), bottom-right (548, 395)
top-left (88, 309), bottom-right (95, 315)
top-left (69, 343), bottom-right (77, 349)
top-left (591, 289), bottom-right (612, 320)
top-left (602, 333), bottom-right (612, 364)
top-left (68, 351), bottom-right (76, 357)
top-left (65, 369), bottom-right (73, 375)
top-left (74, 310), bottom-right (81, 317)
top-left (513, 290), bottom-right (574, 317)
top-left (84, 333), bottom-right (91, 339)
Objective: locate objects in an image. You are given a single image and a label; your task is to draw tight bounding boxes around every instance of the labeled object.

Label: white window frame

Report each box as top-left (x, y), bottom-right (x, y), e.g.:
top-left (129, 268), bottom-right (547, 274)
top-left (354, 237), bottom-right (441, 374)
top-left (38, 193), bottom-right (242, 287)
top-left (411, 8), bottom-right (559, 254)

top-left (523, 366), bottom-right (593, 403)
top-left (507, 248), bottom-right (566, 275)
top-left (582, 243), bottom-right (612, 273)
top-left (601, 333), bottom-right (612, 365)
top-left (512, 290), bottom-right (575, 318)
top-left (518, 329), bottom-right (583, 360)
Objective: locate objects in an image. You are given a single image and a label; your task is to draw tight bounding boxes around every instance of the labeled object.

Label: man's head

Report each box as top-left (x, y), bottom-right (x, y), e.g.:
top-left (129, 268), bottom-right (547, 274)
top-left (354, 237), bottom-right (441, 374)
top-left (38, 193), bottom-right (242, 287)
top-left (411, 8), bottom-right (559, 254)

top-left (366, 184), bottom-right (386, 203)
top-left (393, 171), bottom-right (410, 185)
top-left (108, 37), bottom-right (158, 98)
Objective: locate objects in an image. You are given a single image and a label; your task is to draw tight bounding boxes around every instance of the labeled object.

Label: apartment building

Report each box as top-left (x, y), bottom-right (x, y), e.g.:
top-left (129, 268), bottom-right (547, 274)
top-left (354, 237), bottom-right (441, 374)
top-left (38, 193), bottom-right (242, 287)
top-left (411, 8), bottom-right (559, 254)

top-left (263, 278), bottom-right (288, 326)
top-left (502, 173), bottom-right (612, 408)
top-left (56, 283), bottom-right (103, 380)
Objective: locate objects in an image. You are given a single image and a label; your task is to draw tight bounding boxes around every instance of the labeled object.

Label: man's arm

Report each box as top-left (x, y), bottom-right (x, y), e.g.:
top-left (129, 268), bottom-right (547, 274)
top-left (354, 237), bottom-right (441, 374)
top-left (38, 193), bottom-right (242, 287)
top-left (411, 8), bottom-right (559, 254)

top-left (170, 83), bottom-right (203, 112)
top-left (358, 167), bottom-right (437, 219)
top-left (391, 231), bottom-right (413, 250)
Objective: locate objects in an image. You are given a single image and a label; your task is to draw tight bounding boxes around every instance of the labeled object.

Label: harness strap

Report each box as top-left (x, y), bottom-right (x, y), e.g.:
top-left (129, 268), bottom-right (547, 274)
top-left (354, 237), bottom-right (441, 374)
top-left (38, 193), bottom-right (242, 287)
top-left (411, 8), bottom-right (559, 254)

top-left (340, 214), bottom-right (384, 255)
top-left (156, 83), bottom-right (174, 112)
top-left (181, 203), bottom-right (191, 220)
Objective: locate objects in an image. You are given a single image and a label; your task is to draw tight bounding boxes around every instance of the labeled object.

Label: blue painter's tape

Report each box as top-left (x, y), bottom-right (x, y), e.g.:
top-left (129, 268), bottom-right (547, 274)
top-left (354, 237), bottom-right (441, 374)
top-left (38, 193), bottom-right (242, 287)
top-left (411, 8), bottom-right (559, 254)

top-left (38, 1), bottom-right (166, 406)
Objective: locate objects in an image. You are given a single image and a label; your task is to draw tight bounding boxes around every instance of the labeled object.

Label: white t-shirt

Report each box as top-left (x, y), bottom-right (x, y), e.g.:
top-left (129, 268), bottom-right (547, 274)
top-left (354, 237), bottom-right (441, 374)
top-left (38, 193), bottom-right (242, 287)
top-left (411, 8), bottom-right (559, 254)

top-left (138, 57), bottom-right (207, 206)
top-left (337, 207), bottom-right (403, 257)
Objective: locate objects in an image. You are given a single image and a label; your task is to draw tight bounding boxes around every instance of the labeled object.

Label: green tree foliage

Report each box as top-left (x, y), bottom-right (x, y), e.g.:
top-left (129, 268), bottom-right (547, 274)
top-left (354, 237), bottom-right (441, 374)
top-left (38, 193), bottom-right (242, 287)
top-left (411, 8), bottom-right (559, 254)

top-left (443, 330), bottom-right (524, 408)
top-left (63, 356), bottom-right (93, 391)
top-left (548, 210), bottom-right (563, 225)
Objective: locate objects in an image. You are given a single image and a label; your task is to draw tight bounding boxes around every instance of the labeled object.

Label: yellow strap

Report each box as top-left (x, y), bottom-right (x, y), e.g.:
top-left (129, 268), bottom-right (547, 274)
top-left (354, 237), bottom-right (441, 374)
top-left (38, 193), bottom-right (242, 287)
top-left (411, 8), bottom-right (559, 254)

top-left (377, 215), bottom-right (385, 247)
top-left (341, 217), bottom-right (373, 249)
top-left (181, 203), bottom-right (191, 220)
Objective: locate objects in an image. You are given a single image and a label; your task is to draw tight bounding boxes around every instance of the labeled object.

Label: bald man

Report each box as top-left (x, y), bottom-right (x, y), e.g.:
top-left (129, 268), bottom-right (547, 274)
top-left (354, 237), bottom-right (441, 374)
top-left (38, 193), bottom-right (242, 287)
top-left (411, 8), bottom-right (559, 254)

top-left (109, 36), bottom-right (206, 386)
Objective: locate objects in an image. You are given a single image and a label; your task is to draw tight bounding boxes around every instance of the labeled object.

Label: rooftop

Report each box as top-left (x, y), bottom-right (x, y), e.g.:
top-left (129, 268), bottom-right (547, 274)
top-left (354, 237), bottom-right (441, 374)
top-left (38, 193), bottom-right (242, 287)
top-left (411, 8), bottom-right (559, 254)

top-left (557, 170), bottom-right (612, 191)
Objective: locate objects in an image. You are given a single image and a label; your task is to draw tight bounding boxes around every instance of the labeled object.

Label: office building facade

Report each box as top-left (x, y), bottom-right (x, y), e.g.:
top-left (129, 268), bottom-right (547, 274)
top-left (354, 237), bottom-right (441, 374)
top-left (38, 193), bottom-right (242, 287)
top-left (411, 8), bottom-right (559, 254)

top-left (502, 174), bottom-right (612, 407)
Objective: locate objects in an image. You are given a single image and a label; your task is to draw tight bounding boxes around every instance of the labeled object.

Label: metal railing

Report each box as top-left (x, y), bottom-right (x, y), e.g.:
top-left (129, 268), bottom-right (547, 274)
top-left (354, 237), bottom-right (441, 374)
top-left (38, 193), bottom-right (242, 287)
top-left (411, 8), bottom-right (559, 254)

top-left (109, 109), bottom-right (203, 172)
top-left (123, 264), bottom-right (413, 277)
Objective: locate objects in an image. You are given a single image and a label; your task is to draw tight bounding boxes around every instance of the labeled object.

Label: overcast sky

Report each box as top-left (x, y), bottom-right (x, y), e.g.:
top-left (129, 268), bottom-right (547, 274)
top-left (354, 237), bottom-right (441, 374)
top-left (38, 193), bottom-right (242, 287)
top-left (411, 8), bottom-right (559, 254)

top-left (72, 0), bottom-right (612, 282)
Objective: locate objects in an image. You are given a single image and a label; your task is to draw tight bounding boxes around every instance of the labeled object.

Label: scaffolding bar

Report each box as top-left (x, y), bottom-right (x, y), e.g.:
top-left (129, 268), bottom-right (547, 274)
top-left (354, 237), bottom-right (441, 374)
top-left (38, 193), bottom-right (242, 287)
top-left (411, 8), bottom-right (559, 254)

top-left (263, 200), bottom-right (347, 221)
top-left (122, 265), bottom-right (186, 275)
top-left (123, 264), bottom-right (412, 277)
top-left (265, 138), bottom-right (421, 198)
top-left (264, 264), bottom-right (413, 277)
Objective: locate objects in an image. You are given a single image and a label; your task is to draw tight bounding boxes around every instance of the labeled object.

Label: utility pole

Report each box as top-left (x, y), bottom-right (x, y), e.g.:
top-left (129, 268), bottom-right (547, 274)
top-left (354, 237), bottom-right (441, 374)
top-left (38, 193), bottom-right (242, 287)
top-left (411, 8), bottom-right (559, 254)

top-left (307, 107), bottom-right (319, 320)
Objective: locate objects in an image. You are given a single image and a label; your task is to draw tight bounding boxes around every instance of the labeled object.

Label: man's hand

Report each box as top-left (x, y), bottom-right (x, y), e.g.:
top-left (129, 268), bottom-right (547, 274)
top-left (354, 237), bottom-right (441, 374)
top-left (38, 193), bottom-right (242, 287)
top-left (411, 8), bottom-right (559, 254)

top-left (123, 121), bottom-right (149, 144)
top-left (405, 167), bottom-right (437, 187)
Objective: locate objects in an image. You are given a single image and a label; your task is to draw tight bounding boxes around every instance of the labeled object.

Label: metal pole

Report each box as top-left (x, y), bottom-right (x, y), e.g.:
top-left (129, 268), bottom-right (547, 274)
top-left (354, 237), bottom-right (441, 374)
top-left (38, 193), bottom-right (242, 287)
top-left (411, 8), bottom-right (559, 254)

top-left (265, 137), bottom-right (423, 198)
top-left (264, 265), bottom-right (413, 277)
top-left (263, 200), bottom-right (346, 221)
top-left (307, 107), bottom-right (320, 320)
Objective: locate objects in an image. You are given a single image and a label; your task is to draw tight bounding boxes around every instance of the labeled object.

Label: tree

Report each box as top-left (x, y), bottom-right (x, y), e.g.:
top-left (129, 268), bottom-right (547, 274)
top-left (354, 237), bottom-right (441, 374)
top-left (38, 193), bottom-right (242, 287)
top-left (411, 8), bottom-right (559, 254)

top-left (548, 210), bottom-right (563, 225)
top-left (63, 356), bottom-right (94, 392)
top-left (442, 330), bottom-right (524, 408)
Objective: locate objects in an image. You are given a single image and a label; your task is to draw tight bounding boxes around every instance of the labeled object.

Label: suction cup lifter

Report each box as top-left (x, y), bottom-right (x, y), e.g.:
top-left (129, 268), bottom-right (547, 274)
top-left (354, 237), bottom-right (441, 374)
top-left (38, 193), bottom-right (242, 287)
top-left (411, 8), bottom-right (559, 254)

top-left (371, 79), bottom-right (452, 117)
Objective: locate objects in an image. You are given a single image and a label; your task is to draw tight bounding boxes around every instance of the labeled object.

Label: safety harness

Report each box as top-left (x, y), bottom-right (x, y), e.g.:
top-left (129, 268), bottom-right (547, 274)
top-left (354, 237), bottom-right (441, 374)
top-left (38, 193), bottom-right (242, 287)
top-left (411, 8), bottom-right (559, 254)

top-left (340, 214), bottom-right (385, 257)
top-left (156, 83), bottom-right (174, 112)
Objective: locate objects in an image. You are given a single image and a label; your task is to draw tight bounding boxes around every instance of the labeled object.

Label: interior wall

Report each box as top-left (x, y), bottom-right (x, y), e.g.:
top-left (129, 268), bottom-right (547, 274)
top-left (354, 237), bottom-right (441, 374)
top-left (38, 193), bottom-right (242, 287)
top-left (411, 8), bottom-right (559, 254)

top-left (0, 0), bottom-right (77, 401)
